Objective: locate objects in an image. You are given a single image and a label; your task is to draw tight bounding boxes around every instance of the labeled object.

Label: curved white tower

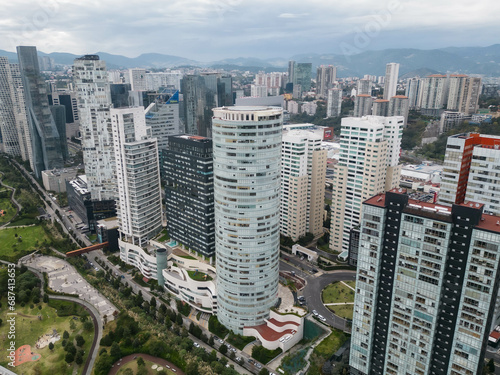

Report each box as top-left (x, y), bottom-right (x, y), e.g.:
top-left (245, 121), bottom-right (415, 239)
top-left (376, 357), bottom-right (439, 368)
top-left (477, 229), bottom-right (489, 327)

top-left (212, 106), bottom-right (282, 333)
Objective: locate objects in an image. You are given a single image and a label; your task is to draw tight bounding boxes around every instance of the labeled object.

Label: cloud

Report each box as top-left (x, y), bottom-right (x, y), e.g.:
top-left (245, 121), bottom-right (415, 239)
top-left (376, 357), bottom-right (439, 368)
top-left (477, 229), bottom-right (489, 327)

top-left (0, 0), bottom-right (499, 60)
top-left (278, 13), bottom-right (309, 19)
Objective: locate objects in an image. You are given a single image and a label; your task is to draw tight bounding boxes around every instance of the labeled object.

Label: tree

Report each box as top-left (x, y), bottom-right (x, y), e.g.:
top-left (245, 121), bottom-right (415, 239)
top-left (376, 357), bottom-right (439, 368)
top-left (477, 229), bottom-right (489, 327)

top-left (65, 352), bottom-right (75, 363)
top-left (219, 344), bottom-right (228, 355)
top-left (48, 342), bottom-right (54, 351)
top-left (259, 368), bottom-right (270, 375)
top-left (186, 361), bottom-right (199, 375)
top-left (83, 321), bottom-right (93, 332)
top-left (150, 297), bottom-right (157, 308)
top-left (75, 335), bottom-right (85, 347)
top-left (69, 320), bottom-right (76, 330)
top-left (209, 336), bottom-right (215, 346)
top-left (176, 313), bottom-right (183, 326)
top-left (136, 366), bottom-right (148, 375)
top-left (487, 359), bottom-right (495, 373)
top-left (110, 342), bottom-right (121, 358)
top-left (137, 357), bottom-right (145, 367)
top-left (43, 294), bottom-right (49, 303)
top-left (75, 352), bottom-right (83, 365)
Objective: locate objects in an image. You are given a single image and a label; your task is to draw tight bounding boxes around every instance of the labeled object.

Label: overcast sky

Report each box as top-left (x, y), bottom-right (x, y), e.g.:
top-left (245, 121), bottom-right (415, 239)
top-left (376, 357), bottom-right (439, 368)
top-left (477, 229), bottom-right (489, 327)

top-left (1, 0), bottom-right (498, 61)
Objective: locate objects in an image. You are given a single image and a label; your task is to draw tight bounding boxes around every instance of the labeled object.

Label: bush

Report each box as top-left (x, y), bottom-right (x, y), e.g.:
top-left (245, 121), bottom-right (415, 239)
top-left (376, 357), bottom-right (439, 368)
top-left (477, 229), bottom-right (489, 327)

top-left (252, 345), bottom-right (282, 365)
top-left (208, 315), bottom-right (229, 338)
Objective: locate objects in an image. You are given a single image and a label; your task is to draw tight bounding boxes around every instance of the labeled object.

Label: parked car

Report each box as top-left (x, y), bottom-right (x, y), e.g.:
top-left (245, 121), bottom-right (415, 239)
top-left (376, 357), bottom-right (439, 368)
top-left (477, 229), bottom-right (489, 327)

top-left (194, 342), bottom-right (200, 348)
top-left (312, 310), bottom-right (319, 316)
top-left (318, 315), bottom-right (326, 322)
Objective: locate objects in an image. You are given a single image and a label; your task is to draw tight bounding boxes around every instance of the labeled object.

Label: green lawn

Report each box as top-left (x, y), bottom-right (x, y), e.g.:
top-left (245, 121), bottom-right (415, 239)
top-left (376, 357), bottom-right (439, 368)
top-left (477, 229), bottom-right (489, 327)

top-left (187, 270), bottom-right (212, 281)
top-left (0, 196), bottom-right (16, 225)
top-left (179, 254), bottom-right (196, 260)
top-left (156, 229), bottom-right (170, 243)
top-left (322, 282), bottom-right (355, 304)
top-left (0, 225), bottom-right (50, 262)
top-left (226, 333), bottom-right (255, 350)
top-left (313, 329), bottom-right (348, 358)
top-left (0, 297), bottom-right (94, 375)
top-left (327, 304), bottom-right (353, 320)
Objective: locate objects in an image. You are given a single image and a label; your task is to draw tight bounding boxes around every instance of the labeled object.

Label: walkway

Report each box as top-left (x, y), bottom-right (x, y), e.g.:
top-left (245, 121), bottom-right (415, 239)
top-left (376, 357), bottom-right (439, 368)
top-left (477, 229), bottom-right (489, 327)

top-left (340, 280), bottom-right (355, 291)
top-left (107, 354), bottom-right (185, 375)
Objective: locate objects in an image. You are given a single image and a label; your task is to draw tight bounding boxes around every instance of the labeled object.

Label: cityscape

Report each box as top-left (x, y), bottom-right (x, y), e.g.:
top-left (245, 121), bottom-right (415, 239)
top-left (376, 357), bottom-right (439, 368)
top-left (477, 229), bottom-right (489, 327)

top-left (1, 3), bottom-right (500, 375)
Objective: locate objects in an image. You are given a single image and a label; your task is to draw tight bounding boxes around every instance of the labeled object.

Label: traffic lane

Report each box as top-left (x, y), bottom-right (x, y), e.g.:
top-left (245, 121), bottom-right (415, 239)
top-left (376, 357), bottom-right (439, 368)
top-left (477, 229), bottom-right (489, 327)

top-left (303, 271), bottom-right (356, 331)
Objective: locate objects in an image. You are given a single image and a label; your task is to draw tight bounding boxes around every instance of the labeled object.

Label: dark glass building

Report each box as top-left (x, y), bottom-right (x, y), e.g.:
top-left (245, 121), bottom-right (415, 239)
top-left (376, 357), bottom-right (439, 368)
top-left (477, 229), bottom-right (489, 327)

top-left (164, 135), bottom-right (214, 257)
top-left (17, 46), bottom-right (64, 177)
top-left (49, 105), bottom-right (68, 161)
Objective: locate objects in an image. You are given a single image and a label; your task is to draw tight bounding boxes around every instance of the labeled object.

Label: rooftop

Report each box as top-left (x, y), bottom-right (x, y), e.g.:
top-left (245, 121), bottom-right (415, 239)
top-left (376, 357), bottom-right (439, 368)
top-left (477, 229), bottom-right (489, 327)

top-left (246, 324), bottom-right (294, 342)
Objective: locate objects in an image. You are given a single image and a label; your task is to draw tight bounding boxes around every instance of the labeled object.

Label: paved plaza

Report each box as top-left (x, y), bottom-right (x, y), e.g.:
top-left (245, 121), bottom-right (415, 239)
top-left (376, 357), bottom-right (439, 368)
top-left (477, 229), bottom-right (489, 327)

top-left (24, 255), bottom-right (117, 322)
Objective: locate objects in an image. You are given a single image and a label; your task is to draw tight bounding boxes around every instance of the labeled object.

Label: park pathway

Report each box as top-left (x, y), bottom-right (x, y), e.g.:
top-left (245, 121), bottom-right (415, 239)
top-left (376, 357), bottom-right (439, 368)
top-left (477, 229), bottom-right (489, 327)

top-left (0, 171), bottom-right (22, 228)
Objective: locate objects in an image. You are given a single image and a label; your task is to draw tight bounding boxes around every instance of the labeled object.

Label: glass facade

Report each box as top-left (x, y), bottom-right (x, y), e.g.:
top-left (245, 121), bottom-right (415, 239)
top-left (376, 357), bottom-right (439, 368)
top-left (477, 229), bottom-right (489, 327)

top-left (212, 106), bottom-right (282, 333)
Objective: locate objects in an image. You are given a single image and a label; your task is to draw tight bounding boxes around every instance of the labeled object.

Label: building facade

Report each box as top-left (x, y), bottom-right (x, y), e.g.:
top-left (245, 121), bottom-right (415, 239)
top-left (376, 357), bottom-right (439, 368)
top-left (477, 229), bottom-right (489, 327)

top-left (17, 46), bottom-right (64, 177)
top-left (439, 133), bottom-right (500, 216)
top-left (353, 95), bottom-right (373, 117)
top-left (293, 63), bottom-right (312, 95)
top-left (111, 106), bottom-right (163, 247)
top-left (326, 88), bottom-right (342, 118)
top-left (388, 95), bottom-right (410, 126)
top-left (316, 65), bottom-right (337, 98)
top-left (164, 135), bottom-right (215, 258)
top-left (383, 62), bottom-right (399, 100)
top-left (330, 116), bottom-right (403, 253)
top-left (281, 129), bottom-right (327, 240)
top-left (73, 55), bottom-right (116, 201)
top-left (212, 106), bottom-right (282, 333)
top-left (350, 190), bottom-right (500, 375)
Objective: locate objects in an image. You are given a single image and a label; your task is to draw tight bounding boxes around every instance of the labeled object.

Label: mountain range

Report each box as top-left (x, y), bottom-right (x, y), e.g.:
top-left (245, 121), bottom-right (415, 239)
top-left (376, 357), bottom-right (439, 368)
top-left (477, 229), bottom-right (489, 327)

top-left (1, 44), bottom-right (500, 77)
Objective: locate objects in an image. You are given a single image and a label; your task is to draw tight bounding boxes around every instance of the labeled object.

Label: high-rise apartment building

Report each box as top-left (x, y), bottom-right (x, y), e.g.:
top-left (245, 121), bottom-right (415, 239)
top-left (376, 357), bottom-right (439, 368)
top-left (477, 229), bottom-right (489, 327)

top-left (164, 135), bottom-right (215, 257)
top-left (372, 99), bottom-right (389, 117)
top-left (405, 77), bottom-right (420, 109)
top-left (111, 106), bottom-right (162, 247)
top-left (357, 79), bottom-right (372, 96)
top-left (0, 57), bottom-right (30, 160)
top-left (330, 116), bottom-right (403, 252)
top-left (447, 75), bottom-right (482, 115)
top-left (129, 68), bottom-right (147, 91)
top-left (281, 129), bottom-right (326, 240)
top-left (439, 133), bottom-right (500, 215)
top-left (17, 46), bottom-right (64, 178)
top-left (388, 95), bottom-right (410, 126)
top-left (326, 88), bottom-right (343, 118)
top-left (288, 60), bottom-right (295, 84)
top-left (212, 106), bottom-right (282, 333)
top-left (418, 74), bottom-right (450, 110)
top-left (73, 55), bottom-right (115, 201)
top-left (383, 62), bottom-right (399, 100)
top-left (353, 94), bottom-right (373, 117)
top-left (316, 65), bottom-right (337, 98)
top-left (251, 85), bottom-right (268, 98)
top-left (350, 189), bottom-right (500, 375)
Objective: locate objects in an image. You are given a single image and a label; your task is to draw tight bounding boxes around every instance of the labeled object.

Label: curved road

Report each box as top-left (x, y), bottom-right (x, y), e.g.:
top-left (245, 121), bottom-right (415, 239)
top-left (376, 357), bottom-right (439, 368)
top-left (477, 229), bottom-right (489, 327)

top-left (24, 265), bottom-right (103, 375)
top-left (108, 354), bottom-right (185, 375)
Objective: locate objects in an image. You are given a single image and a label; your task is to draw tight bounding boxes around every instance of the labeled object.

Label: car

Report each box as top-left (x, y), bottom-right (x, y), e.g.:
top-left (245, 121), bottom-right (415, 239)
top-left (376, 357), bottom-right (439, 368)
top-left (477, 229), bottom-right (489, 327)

top-left (236, 357), bottom-right (241, 361)
top-left (311, 268), bottom-right (318, 273)
top-left (172, 369), bottom-right (176, 372)
top-left (166, 365), bottom-right (170, 369)
top-left (95, 267), bottom-right (99, 271)
top-left (284, 257), bottom-right (289, 261)
top-left (248, 358), bottom-right (254, 363)
top-left (219, 339), bottom-right (224, 344)
top-left (298, 296), bottom-right (305, 301)
top-left (231, 347), bottom-right (237, 352)
top-left (312, 310), bottom-right (318, 316)
top-left (318, 315), bottom-right (326, 322)
top-left (194, 342), bottom-right (200, 348)
top-left (256, 363), bottom-right (262, 369)
top-left (214, 336), bottom-right (219, 341)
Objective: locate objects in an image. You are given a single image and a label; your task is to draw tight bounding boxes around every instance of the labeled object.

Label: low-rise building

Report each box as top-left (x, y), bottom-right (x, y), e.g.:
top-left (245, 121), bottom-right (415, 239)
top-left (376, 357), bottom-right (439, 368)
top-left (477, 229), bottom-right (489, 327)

top-left (42, 168), bottom-right (78, 193)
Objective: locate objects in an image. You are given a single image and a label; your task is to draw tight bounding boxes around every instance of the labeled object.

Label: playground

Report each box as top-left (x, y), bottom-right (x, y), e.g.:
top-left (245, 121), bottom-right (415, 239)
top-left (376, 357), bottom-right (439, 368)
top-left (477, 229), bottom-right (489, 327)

top-left (13, 344), bottom-right (41, 366)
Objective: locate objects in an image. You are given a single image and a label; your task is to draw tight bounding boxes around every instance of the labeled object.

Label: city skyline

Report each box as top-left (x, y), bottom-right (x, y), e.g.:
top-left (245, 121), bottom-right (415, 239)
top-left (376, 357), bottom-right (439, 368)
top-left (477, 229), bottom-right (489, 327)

top-left (1, 0), bottom-right (499, 61)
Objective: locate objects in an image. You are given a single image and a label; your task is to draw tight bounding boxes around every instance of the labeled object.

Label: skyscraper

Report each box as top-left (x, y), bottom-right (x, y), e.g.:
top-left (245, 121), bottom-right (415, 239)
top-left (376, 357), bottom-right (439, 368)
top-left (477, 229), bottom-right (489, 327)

top-left (417, 74), bottom-right (450, 110)
top-left (129, 68), bottom-right (147, 91)
top-left (439, 133), bottom-right (500, 215)
top-left (372, 99), bottom-right (389, 116)
top-left (111, 106), bottom-right (162, 247)
top-left (49, 105), bottom-right (68, 161)
top-left (326, 88), bottom-right (343, 118)
top-left (281, 129), bottom-right (326, 240)
top-left (353, 94), bottom-right (373, 117)
top-left (181, 75), bottom-right (210, 137)
top-left (383, 62), bottom-right (399, 100)
top-left (212, 106), bottom-right (282, 333)
top-left (288, 60), bottom-right (295, 84)
top-left (145, 90), bottom-right (182, 153)
top-left (293, 63), bottom-right (312, 96)
top-left (388, 95), bottom-right (410, 126)
top-left (0, 57), bottom-right (30, 160)
top-left (164, 135), bottom-right (215, 258)
top-left (329, 116), bottom-right (403, 252)
top-left (316, 65), bottom-right (337, 98)
top-left (17, 46), bottom-right (64, 178)
top-left (405, 77), bottom-right (420, 109)
top-left (447, 75), bottom-right (482, 115)
top-left (73, 55), bottom-right (115, 201)
top-left (350, 189), bottom-right (500, 375)
top-left (356, 79), bottom-right (372, 96)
